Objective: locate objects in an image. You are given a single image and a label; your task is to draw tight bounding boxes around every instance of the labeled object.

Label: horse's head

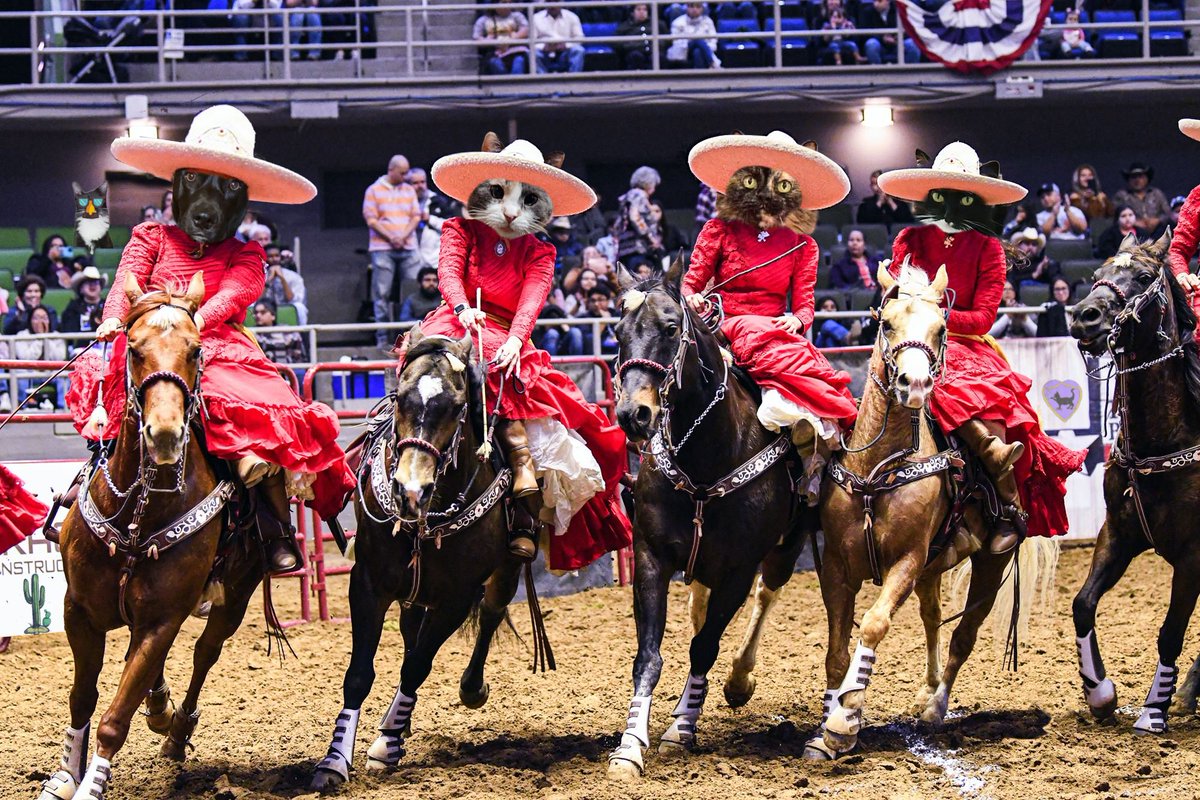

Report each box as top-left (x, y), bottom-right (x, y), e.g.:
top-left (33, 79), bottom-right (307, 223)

top-left (875, 260), bottom-right (948, 410)
top-left (1071, 229), bottom-right (1181, 355)
top-left (391, 327), bottom-right (475, 518)
top-left (121, 272), bottom-right (205, 466)
top-left (613, 256), bottom-right (687, 442)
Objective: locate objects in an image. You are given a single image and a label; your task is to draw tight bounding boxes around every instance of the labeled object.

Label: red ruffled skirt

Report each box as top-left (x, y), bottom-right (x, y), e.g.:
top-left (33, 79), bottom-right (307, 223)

top-left (66, 324), bottom-right (354, 519)
top-left (932, 335), bottom-right (1086, 538)
top-left (722, 315), bottom-right (859, 426)
top-left (0, 464), bottom-right (48, 554)
top-left (419, 305), bottom-right (633, 570)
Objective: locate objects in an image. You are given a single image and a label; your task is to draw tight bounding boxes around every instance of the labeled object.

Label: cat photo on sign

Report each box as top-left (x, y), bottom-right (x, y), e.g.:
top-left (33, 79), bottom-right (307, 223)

top-left (73, 181), bottom-right (112, 254)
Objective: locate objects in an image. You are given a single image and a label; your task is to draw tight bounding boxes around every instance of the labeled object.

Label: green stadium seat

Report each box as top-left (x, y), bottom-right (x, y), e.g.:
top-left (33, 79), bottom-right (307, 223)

top-left (42, 288), bottom-right (73, 315)
top-left (34, 228), bottom-right (74, 251)
top-left (0, 227), bottom-right (31, 250)
top-left (92, 249), bottom-right (123, 268)
top-left (1020, 284), bottom-right (1050, 306)
top-left (246, 303), bottom-right (299, 327)
top-left (98, 268), bottom-right (116, 287)
top-left (0, 268), bottom-right (12, 291)
top-left (108, 227), bottom-right (132, 248)
top-left (0, 250), bottom-right (29, 270)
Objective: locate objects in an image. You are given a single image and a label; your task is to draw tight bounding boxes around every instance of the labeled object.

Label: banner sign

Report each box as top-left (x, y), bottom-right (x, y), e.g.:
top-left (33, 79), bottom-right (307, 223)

top-left (897, 0), bottom-right (1053, 74)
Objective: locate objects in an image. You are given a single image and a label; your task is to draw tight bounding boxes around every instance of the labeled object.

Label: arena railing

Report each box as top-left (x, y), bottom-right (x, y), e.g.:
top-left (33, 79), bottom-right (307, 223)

top-left (2, 1), bottom-right (1193, 86)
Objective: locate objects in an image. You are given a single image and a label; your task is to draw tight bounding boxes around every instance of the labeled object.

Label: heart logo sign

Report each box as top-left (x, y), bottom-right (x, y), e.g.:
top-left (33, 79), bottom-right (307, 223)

top-left (1042, 379), bottom-right (1081, 422)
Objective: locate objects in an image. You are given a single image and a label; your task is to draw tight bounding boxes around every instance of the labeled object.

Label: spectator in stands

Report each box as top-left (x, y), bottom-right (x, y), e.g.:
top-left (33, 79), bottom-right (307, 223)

top-left (565, 267), bottom-right (600, 317)
top-left (857, 169), bottom-right (914, 225)
top-left (1057, 7), bottom-right (1095, 58)
top-left (858, 0), bottom-right (920, 64)
top-left (614, 165), bottom-right (663, 262)
top-left (829, 229), bottom-right (880, 289)
top-left (819, 7), bottom-right (864, 65)
top-left (649, 202), bottom-right (688, 261)
top-left (549, 216), bottom-right (583, 271)
top-left (363, 155), bottom-right (422, 350)
top-left (989, 280), bottom-right (1037, 339)
top-left (286, 0), bottom-right (323, 60)
top-left (399, 266), bottom-right (442, 323)
top-left (1036, 182), bottom-right (1088, 240)
top-left (24, 235), bottom-right (77, 288)
top-left (630, 255), bottom-right (656, 281)
top-left (407, 167), bottom-right (461, 269)
top-left (814, 297), bottom-right (862, 348)
top-left (232, 0), bottom-right (284, 62)
top-left (140, 204), bottom-right (160, 223)
top-left (694, 183), bottom-right (718, 242)
top-left (3, 276), bottom-right (57, 336)
top-left (1009, 227), bottom-right (1061, 287)
top-left (1095, 204), bottom-right (1145, 260)
top-left (1069, 163), bottom-right (1113, 222)
top-left (571, 194), bottom-right (608, 246)
top-left (473, 3), bottom-right (531, 75)
top-left (247, 222), bottom-right (273, 250)
top-left (262, 242), bottom-right (309, 324)
top-left (616, 3), bottom-right (654, 70)
top-left (533, 2), bottom-right (585, 73)
top-left (1113, 162), bottom-right (1171, 234)
top-left (1036, 277), bottom-right (1073, 338)
top-left (536, 304), bottom-right (584, 356)
top-left (160, 189), bottom-right (175, 225)
top-left (1163, 195), bottom-right (1187, 238)
top-left (1002, 200), bottom-right (1037, 239)
top-left (666, 2), bottom-right (721, 69)
top-left (11, 304), bottom-right (66, 411)
top-left (253, 297), bottom-right (306, 363)
top-left (578, 283), bottom-right (619, 354)
top-left (60, 266), bottom-right (107, 346)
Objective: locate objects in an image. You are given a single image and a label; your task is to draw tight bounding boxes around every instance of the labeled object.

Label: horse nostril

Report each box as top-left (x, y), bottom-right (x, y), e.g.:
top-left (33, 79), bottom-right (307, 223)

top-left (896, 373), bottom-right (911, 389)
top-left (634, 405), bottom-right (652, 427)
top-left (1077, 305), bottom-right (1102, 325)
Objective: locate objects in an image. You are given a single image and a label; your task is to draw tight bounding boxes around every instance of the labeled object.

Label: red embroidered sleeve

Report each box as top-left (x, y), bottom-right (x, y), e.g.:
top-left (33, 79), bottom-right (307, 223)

top-left (510, 242), bottom-right (556, 344)
top-left (437, 218), bottom-right (472, 311)
top-left (789, 235), bottom-right (818, 331)
top-left (888, 226), bottom-right (914, 275)
top-left (682, 219), bottom-right (723, 297)
top-left (949, 238), bottom-right (1004, 335)
top-left (198, 241), bottom-right (267, 326)
top-left (1168, 185), bottom-right (1200, 277)
top-left (105, 222), bottom-right (163, 322)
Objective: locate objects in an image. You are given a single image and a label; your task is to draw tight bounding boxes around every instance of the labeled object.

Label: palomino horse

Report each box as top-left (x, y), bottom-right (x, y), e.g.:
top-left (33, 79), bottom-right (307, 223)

top-left (40, 274), bottom-right (273, 800)
top-left (811, 263), bottom-right (1046, 759)
top-left (311, 329), bottom-right (541, 792)
top-left (1070, 230), bottom-right (1200, 733)
top-left (607, 259), bottom-right (811, 780)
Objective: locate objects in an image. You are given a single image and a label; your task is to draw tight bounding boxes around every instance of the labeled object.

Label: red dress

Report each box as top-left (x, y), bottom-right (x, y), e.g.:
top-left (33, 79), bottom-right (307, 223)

top-left (65, 222), bottom-right (354, 520)
top-left (0, 464), bottom-right (48, 554)
top-left (684, 219), bottom-right (858, 426)
top-left (1168, 184), bottom-right (1200, 334)
top-left (891, 225), bottom-right (1086, 537)
top-left (419, 218), bottom-right (632, 570)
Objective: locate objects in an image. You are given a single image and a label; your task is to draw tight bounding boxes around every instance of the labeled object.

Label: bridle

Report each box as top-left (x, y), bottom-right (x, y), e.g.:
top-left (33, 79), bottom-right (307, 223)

top-left (1093, 269), bottom-right (1184, 375)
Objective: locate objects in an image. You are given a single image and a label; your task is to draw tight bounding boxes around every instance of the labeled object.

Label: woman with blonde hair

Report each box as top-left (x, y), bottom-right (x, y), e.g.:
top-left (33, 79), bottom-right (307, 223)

top-left (1069, 163), bottom-right (1113, 221)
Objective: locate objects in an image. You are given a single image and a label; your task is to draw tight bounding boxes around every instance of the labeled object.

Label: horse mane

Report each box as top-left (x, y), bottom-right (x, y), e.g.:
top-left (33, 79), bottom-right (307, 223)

top-left (401, 334), bottom-right (486, 445)
top-left (123, 288), bottom-right (194, 330)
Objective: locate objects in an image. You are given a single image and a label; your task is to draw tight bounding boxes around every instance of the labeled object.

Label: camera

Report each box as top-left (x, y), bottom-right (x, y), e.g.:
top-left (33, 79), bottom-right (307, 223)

top-left (60, 245), bottom-right (75, 259)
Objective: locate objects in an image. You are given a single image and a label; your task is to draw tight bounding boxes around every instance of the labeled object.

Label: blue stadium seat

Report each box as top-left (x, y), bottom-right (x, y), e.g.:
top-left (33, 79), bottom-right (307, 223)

top-left (716, 17), bottom-right (764, 67)
top-left (1092, 10), bottom-right (1140, 59)
top-left (1148, 8), bottom-right (1187, 56)
top-left (581, 22), bottom-right (619, 71)
top-left (1050, 9), bottom-right (1089, 23)
top-left (765, 17), bottom-right (812, 65)
top-left (663, 3), bottom-right (689, 23)
top-left (716, 2), bottom-right (758, 20)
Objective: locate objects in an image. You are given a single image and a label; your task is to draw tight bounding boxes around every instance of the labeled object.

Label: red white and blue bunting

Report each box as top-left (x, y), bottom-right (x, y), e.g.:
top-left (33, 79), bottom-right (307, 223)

top-left (896, 0), bottom-right (1053, 75)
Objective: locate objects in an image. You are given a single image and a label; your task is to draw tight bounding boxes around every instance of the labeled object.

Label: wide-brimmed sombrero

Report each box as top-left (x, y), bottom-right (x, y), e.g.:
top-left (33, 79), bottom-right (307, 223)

top-left (878, 142), bottom-right (1026, 205)
top-left (110, 105), bottom-right (316, 205)
top-left (431, 136), bottom-right (596, 216)
top-left (687, 131), bottom-right (850, 210)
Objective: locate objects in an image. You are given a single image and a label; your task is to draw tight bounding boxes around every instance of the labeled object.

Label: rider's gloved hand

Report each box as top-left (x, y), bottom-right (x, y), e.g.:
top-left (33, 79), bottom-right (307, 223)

top-left (95, 318), bottom-right (123, 342)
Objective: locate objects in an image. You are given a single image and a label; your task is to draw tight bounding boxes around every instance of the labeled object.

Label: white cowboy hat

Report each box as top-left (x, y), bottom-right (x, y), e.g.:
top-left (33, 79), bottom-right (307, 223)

top-left (70, 265), bottom-right (109, 290)
top-left (1180, 118), bottom-right (1200, 143)
top-left (687, 131), bottom-right (850, 210)
top-left (431, 136), bottom-right (597, 216)
top-left (878, 142), bottom-right (1026, 205)
top-left (110, 105), bottom-right (316, 205)
top-left (1009, 227), bottom-right (1046, 249)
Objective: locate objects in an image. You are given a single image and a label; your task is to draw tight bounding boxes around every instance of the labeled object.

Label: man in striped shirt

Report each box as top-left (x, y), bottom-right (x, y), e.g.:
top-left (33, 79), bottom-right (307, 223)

top-left (363, 155), bottom-right (422, 350)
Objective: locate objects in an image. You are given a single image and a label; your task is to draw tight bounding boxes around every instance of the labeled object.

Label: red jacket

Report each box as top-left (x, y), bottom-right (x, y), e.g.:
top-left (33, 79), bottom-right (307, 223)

top-left (1168, 184), bottom-right (1200, 279)
top-left (890, 225), bottom-right (1004, 336)
top-left (683, 219), bottom-right (818, 331)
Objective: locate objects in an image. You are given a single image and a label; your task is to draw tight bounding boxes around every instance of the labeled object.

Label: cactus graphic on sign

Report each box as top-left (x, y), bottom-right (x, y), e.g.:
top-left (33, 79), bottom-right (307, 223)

top-left (23, 574), bottom-right (51, 634)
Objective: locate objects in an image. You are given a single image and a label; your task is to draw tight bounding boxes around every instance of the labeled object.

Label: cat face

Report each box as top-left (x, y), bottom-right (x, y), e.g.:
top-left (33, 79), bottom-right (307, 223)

top-left (913, 188), bottom-right (1006, 236)
top-left (465, 179), bottom-right (553, 240)
top-left (73, 182), bottom-right (109, 220)
top-left (716, 167), bottom-right (808, 231)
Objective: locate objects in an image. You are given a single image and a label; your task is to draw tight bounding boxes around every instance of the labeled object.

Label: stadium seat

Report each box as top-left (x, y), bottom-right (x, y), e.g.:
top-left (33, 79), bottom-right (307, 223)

top-left (663, 3), bottom-right (687, 23)
top-left (108, 226), bottom-right (132, 248)
top-left (816, 263), bottom-right (833, 288)
top-left (811, 224), bottom-right (839, 254)
top-left (890, 222), bottom-right (917, 239)
top-left (1046, 238), bottom-right (1093, 262)
top-left (581, 22), bottom-right (620, 72)
top-left (34, 227), bottom-right (74, 250)
top-left (825, 244), bottom-right (847, 273)
top-left (0, 227), bottom-right (31, 250)
top-left (1061, 259), bottom-right (1102, 285)
top-left (1050, 9), bottom-right (1089, 24)
top-left (1020, 284), bottom-right (1051, 306)
top-left (0, 250), bottom-right (29, 270)
top-left (716, 18), bottom-right (764, 68)
top-left (0, 268), bottom-right (12, 291)
top-left (847, 288), bottom-right (877, 310)
top-left (98, 268), bottom-right (117, 287)
top-left (818, 202), bottom-right (853, 229)
top-left (1090, 216), bottom-right (1112, 246)
top-left (715, 2), bottom-right (758, 20)
top-left (42, 288), bottom-right (73, 315)
top-left (815, 291), bottom-right (842, 311)
top-left (91, 249), bottom-right (123, 268)
top-left (246, 303), bottom-right (299, 327)
top-left (1092, 10), bottom-right (1140, 59)
top-left (853, 223), bottom-right (890, 255)
top-left (1072, 283), bottom-right (1093, 303)
top-left (1148, 9), bottom-right (1187, 57)
top-left (763, 17), bottom-right (812, 65)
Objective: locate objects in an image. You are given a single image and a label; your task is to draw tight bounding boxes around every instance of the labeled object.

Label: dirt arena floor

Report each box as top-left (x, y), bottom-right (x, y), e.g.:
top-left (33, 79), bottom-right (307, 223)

top-left (6, 544), bottom-right (1200, 800)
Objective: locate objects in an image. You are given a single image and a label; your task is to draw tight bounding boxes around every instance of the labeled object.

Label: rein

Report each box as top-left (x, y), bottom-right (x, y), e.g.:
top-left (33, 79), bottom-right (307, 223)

top-left (0, 340), bottom-right (100, 435)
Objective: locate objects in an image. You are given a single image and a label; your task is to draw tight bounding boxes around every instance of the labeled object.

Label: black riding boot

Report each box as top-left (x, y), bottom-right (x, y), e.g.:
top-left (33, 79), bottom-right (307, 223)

top-left (257, 473), bottom-right (302, 574)
top-left (508, 494), bottom-right (541, 561)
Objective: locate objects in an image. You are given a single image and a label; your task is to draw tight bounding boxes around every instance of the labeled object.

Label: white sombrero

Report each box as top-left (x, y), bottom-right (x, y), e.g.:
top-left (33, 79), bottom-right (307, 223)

top-left (110, 105), bottom-right (316, 205)
top-left (431, 138), bottom-right (596, 216)
top-left (878, 142), bottom-right (1026, 205)
top-left (687, 131), bottom-right (850, 210)
top-left (1180, 118), bottom-right (1200, 143)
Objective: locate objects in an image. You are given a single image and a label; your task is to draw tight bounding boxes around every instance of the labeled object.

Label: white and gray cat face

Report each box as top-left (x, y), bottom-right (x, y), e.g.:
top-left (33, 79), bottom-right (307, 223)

top-left (73, 181), bottom-right (112, 253)
top-left (465, 179), bottom-right (553, 240)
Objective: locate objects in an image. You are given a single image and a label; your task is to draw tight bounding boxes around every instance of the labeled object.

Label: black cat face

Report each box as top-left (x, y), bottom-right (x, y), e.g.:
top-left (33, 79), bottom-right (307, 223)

top-left (172, 168), bottom-right (249, 244)
top-left (913, 188), bottom-right (1005, 236)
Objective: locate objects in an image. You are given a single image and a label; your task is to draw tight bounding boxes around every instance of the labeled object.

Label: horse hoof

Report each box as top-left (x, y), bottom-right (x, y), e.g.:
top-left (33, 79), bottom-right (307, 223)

top-left (159, 737), bottom-right (188, 762)
top-left (822, 728), bottom-right (857, 755)
top-left (723, 674), bottom-right (756, 708)
top-left (606, 758), bottom-right (643, 781)
top-left (1169, 695), bottom-right (1197, 717)
top-left (145, 711), bottom-right (173, 736)
top-left (1085, 678), bottom-right (1118, 721)
top-left (310, 768), bottom-right (346, 793)
top-left (919, 697), bottom-right (948, 726)
top-left (657, 737), bottom-right (691, 757)
top-left (38, 770), bottom-right (78, 800)
top-left (802, 735), bottom-right (839, 761)
top-left (460, 681), bottom-right (490, 709)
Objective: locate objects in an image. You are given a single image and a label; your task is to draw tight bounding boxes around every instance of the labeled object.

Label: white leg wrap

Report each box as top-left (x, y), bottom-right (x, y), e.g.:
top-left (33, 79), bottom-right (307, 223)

top-left (1076, 631), bottom-right (1117, 714)
top-left (74, 756), bottom-right (110, 800)
top-left (609, 695), bottom-right (652, 773)
top-left (367, 688), bottom-right (415, 769)
top-left (315, 708), bottom-right (360, 781)
top-left (38, 772), bottom-right (79, 800)
top-left (827, 642), bottom-right (876, 737)
top-left (662, 675), bottom-right (708, 748)
top-left (1134, 661), bottom-right (1178, 734)
top-left (820, 688), bottom-right (840, 724)
top-left (378, 687), bottom-right (416, 734)
top-left (63, 723), bottom-right (90, 782)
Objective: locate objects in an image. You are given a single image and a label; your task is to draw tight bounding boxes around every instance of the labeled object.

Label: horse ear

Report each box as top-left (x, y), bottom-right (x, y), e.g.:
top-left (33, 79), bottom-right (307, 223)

top-left (123, 271), bottom-right (143, 305)
top-left (544, 150), bottom-right (565, 169)
top-left (184, 272), bottom-right (205, 311)
top-left (1147, 226), bottom-right (1173, 258)
top-left (877, 262), bottom-right (896, 292)
top-left (930, 265), bottom-right (949, 298)
top-left (915, 149), bottom-right (932, 168)
top-left (481, 132), bottom-right (504, 153)
top-left (456, 331), bottom-right (475, 360)
top-left (407, 325), bottom-right (425, 351)
top-left (664, 253), bottom-right (685, 296)
top-left (1119, 231), bottom-right (1140, 253)
top-left (979, 160), bottom-right (1001, 179)
top-left (615, 261), bottom-right (638, 293)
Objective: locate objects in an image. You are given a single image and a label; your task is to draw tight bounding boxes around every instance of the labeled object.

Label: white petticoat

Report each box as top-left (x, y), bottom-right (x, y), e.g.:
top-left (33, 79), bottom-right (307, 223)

top-left (756, 388), bottom-right (841, 503)
top-left (524, 416), bottom-right (605, 535)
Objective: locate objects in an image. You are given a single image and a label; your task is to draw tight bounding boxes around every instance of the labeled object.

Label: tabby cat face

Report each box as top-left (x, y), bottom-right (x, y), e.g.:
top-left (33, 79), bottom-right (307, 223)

top-left (716, 167), bottom-right (806, 231)
top-left (913, 188), bottom-right (1006, 237)
top-left (465, 179), bottom-right (553, 240)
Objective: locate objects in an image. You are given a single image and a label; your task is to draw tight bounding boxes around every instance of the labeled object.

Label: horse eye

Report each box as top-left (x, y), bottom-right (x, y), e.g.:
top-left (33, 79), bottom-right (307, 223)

top-left (742, 176), bottom-right (758, 190)
top-left (190, 346), bottom-right (202, 361)
top-left (1135, 272), bottom-right (1153, 285)
top-left (489, 185), bottom-right (504, 200)
top-left (664, 322), bottom-right (678, 336)
top-left (960, 195), bottom-right (975, 206)
top-left (523, 193), bottom-right (539, 206)
top-left (775, 179), bottom-right (793, 194)
top-left (931, 191), bottom-right (944, 203)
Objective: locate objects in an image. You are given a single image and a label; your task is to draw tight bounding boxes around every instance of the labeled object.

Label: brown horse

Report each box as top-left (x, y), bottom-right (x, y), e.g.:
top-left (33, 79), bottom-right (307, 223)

top-left (810, 263), bottom-right (1053, 759)
top-left (38, 274), bottom-right (271, 800)
top-left (1069, 230), bottom-right (1200, 733)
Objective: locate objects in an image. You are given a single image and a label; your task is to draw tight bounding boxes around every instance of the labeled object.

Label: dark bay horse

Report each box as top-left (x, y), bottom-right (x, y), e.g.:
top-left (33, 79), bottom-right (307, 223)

top-left (1070, 229), bottom-right (1200, 734)
top-left (311, 329), bottom-right (534, 793)
top-left (39, 275), bottom-right (271, 800)
top-left (811, 264), bottom-right (1054, 759)
top-left (607, 259), bottom-right (810, 780)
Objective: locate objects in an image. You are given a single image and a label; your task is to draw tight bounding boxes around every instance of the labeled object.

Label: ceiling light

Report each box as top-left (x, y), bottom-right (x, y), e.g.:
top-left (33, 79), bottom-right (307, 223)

top-left (861, 105), bottom-right (894, 128)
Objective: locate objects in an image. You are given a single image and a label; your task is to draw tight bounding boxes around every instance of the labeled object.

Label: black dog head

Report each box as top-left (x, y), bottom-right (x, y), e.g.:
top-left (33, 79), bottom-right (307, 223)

top-left (172, 168), bottom-right (249, 245)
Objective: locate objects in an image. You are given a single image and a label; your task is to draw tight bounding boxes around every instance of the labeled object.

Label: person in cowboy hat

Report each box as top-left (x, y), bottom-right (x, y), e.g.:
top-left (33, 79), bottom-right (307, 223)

top-left (66, 104), bottom-right (355, 574)
top-left (1113, 160), bottom-right (1171, 234)
top-left (1167, 119), bottom-right (1200, 330)
top-left (60, 265), bottom-right (109, 340)
top-left (1008, 226), bottom-right (1061, 288)
top-left (683, 130), bottom-right (859, 487)
top-left (417, 132), bottom-right (631, 568)
top-left (879, 143), bottom-right (1085, 554)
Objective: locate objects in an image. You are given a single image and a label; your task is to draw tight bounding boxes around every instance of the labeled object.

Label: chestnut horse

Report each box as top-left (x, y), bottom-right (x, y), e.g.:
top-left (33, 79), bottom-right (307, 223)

top-left (38, 275), bottom-right (273, 800)
top-left (811, 263), bottom-right (1053, 759)
top-left (607, 259), bottom-right (811, 780)
top-left (1070, 230), bottom-right (1200, 733)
